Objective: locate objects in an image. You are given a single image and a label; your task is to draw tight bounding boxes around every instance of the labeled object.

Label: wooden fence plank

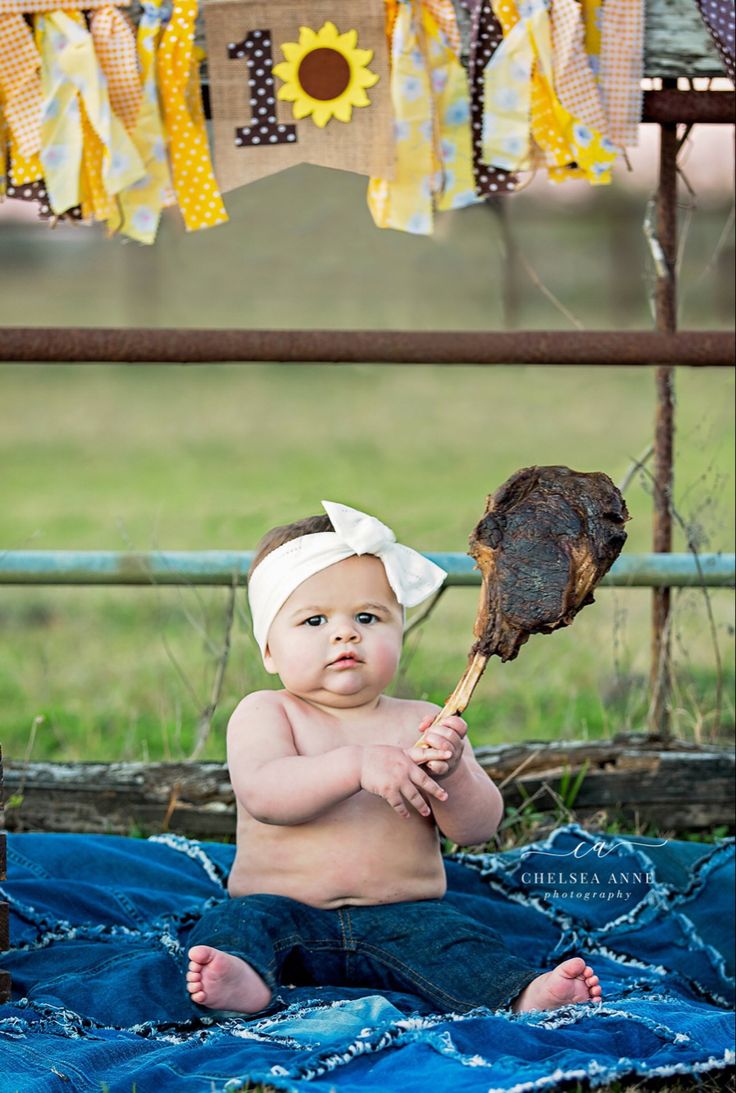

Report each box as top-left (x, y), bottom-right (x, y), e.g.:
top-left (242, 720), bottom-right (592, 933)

top-left (3, 735), bottom-right (733, 840)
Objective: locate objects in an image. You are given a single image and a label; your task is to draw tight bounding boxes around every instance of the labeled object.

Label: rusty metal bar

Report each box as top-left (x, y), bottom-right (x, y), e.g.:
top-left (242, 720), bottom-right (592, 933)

top-left (649, 87), bottom-right (680, 738)
top-left (641, 89), bottom-right (735, 125)
top-left (0, 328), bottom-right (734, 365)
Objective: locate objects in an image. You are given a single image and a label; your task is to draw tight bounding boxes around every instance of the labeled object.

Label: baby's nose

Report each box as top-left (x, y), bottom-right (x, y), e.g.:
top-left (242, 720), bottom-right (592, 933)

top-left (331, 618), bottom-right (359, 641)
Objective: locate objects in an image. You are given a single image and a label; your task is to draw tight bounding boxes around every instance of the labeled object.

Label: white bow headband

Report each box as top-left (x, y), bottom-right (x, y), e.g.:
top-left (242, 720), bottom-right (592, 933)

top-left (247, 500), bottom-right (447, 665)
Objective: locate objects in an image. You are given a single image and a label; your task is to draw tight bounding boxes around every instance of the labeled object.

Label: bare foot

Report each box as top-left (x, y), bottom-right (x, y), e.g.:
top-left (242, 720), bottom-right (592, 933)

top-left (510, 957), bottom-right (602, 1013)
top-left (187, 945), bottom-right (272, 1012)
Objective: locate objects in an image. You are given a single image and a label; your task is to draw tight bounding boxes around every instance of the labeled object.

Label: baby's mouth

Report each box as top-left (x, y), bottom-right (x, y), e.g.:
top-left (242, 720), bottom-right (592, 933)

top-left (330, 653), bottom-right (361, 666)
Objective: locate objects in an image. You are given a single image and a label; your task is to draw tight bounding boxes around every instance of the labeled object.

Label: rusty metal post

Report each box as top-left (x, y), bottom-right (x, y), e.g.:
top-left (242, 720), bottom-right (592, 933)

top-left (649, 82), bottom-right (679, 737)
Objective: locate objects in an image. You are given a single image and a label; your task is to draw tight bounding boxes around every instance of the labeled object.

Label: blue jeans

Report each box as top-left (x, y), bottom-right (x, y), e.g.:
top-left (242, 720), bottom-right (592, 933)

top-left (188, 893), bottom-right (540, 1014)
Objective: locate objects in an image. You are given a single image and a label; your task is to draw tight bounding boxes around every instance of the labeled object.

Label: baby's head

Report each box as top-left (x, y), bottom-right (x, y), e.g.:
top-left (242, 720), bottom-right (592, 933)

top-left (247, 501), bottom-right (446, 709)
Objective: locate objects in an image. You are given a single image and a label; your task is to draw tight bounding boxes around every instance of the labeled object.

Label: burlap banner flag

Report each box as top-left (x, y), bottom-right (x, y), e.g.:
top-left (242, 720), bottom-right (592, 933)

top-left (204, 0), bottom-right (394, 191)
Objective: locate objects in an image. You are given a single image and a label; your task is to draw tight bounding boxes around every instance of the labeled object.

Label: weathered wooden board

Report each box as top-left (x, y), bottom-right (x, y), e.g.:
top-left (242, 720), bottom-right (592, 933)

top-left (475, 734), bottom-right (735, 833)
top-left (0, 747), bottom-right (10, 1004)
top-left (644, 0), bottom-right (726, 76)
top-left (3, 734), bottom-right (733, 840)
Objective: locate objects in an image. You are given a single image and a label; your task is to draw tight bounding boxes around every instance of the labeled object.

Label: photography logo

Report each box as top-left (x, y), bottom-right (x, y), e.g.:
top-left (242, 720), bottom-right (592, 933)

top-left (518, 837), bottom-right (668, 903)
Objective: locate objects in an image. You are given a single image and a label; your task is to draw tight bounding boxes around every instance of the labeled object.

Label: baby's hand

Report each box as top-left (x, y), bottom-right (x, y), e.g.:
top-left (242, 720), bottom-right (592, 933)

top-left (412, 714), bottom-right (468, 778)
top-left (359, 744), bottom-right (449, 819)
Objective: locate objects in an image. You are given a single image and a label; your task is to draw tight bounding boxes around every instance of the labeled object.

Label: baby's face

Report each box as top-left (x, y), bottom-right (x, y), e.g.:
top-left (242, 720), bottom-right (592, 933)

top-left (263, 554), bottom-right (404, 709)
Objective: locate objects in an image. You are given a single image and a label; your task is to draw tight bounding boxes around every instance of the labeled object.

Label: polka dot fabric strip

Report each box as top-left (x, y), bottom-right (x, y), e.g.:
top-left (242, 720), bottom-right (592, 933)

top-left (463, 0), bottom-right (518, 195)
top-left (694, 0), bottom-right (735, 79)
top-left (5, 174), bottom-right (82, 219)
top-left (158, 0), bottom-right (228, 231)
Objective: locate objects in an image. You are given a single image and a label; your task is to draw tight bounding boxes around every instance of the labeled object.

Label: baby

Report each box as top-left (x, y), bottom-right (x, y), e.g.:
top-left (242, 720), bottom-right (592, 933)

top-left (186, 501), bottom-right (603, 1015)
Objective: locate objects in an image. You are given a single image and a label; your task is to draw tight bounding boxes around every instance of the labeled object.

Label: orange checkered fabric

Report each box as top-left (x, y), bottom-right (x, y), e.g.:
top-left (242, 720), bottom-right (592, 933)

top-left (0, 14), bottom-right (42, 158)
top-left (550, 0), bottom-right (607, 135)
top-left (599, 0), bottom-right (644, 147)
top-left (90, 6), bottom-right (143, 132)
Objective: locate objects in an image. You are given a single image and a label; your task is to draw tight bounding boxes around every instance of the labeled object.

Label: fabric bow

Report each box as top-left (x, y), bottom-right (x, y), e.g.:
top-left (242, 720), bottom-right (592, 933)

top-left (247, 499), bottom-right (447, 663)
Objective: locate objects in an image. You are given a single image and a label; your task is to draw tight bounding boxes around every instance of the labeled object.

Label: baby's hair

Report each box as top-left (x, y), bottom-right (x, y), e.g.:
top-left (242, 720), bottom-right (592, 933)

top-left (249, 513), bottom-right (335, 576)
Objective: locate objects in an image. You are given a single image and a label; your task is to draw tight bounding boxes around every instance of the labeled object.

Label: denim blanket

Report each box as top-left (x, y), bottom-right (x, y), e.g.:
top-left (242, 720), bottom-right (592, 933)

top-left (0, 823), bottom-right (733, 1093)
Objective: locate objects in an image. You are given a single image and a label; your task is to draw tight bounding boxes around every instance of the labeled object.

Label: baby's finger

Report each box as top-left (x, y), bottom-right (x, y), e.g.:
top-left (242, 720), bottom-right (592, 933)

top-left (412, 714), bottom-right (438, 749)
top-left (421, 730), bottom-right (459, 752)
top-left (401, 782), bottom-right (432, 817)
top-left (437, 716), bottom-right (468, 737)
top-left (386, 792), bottom-right (411, 819)
top-left (410, 767), bottom-right (448, 802)
top-left (425, 759), bottom-right (450, 776)
top-left (406, 745), bottom-right (452, 765)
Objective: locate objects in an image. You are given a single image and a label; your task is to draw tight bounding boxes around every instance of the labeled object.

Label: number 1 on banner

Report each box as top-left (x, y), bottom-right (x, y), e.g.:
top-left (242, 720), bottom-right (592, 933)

top-left (228, 29), bottom-right (298, 147)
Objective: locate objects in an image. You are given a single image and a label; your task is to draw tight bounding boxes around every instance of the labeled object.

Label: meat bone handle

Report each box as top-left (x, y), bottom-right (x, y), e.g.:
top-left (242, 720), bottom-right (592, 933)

top-left (412, 651), bottom-right (489, 747)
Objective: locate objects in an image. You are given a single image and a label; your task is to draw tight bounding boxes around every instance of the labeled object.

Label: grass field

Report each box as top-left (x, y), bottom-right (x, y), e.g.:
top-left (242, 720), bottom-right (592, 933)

top-left (0, 175), bottom-right (733, 762)
top-left (1, 361), bottom-right (732, 762)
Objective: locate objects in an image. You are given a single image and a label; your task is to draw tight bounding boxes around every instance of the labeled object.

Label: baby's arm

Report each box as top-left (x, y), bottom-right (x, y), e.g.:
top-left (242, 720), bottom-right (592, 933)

top-left (228, 692), bottom-right (449, 826)
top-left (429, 738), bottom-right (504, 845)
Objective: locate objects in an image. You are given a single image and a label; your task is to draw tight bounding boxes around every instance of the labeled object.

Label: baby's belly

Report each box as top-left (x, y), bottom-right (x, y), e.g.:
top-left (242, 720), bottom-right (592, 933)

top-left (228, 795), bottom-right (446, 908)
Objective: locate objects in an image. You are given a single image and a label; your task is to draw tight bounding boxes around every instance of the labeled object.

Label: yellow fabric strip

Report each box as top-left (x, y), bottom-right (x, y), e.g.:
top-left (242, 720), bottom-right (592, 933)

top-left (580, 0), bottom-right (603, 83)
top-left (80, 95), bottom-right (112, 220)
top-left (8, 148), bottom-right (43, 186)
top-left (367, 1), bottom-right (434, 234)
top-left (482, 13), bottom-right (534, 172)
top-left (0, 13), bottom-right (42, 158)
top-left (424, 0), bottom-right (477, 212)
top-left (158, 0), bottom-right (228, 232)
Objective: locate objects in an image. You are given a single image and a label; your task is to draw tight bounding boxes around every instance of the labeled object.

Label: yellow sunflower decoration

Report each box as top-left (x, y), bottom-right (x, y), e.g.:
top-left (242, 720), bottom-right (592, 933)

top-left (272, 21), bottom-right (379, 128)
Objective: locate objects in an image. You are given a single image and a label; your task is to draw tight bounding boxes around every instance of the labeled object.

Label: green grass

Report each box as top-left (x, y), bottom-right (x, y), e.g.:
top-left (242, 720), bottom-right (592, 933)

top-left (0, 177), bottom-right (733, 762)
top-left (0, 363), bottom-right (731, 762)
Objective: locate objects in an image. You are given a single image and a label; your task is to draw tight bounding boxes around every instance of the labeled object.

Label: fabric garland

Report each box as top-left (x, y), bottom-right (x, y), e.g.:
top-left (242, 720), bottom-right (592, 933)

top-left (0, 0), bottom-right (654, 239)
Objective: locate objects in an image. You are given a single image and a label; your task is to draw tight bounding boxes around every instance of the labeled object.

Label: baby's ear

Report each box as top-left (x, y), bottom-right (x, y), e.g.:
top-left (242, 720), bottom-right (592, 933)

top-left (262, 645), bottom-right (279, 676)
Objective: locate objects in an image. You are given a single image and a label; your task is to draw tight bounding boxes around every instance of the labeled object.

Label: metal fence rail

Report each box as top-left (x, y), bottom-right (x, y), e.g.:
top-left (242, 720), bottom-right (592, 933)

top-left (1, 551), bottom-right (733, 588)
top-left (1, 329), bottom-right (733, 366)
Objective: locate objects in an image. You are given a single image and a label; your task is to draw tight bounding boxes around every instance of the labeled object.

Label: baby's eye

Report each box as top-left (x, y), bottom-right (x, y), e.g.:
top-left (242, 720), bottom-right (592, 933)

top-left (303, 615), bottom-right (326, 627)
top-left (356, 612), bottom-right (378, 624)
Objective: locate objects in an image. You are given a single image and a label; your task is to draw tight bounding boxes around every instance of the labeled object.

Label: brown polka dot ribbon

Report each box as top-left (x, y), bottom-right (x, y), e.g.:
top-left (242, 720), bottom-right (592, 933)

top-left (460, 0), bottom-right (518, 196)
top-left (695, 0), bottom-right (735, 79)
